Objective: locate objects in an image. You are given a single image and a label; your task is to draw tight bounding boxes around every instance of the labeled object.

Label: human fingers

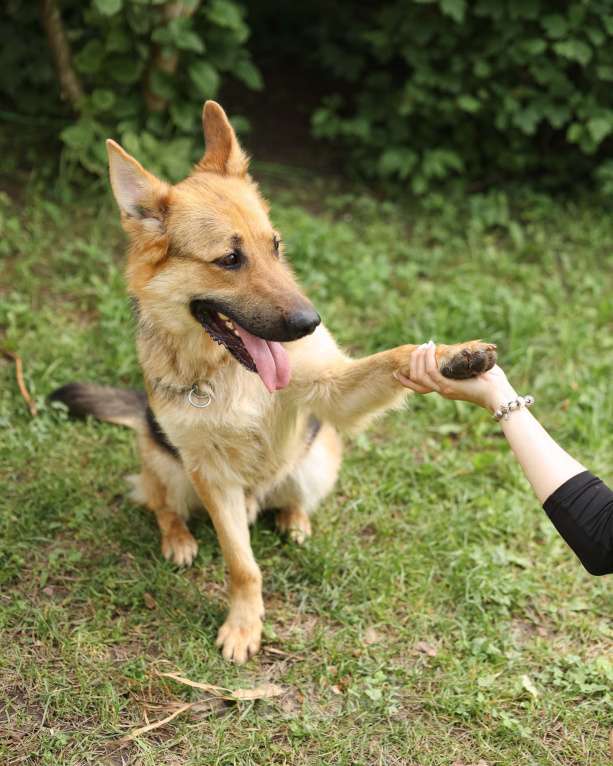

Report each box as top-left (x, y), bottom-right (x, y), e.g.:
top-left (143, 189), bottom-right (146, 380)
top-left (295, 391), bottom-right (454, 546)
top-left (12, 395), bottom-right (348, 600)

top-left (413, 341), bottom-right (442, 391)
top-left (393, 371), bottom-right (435, 393)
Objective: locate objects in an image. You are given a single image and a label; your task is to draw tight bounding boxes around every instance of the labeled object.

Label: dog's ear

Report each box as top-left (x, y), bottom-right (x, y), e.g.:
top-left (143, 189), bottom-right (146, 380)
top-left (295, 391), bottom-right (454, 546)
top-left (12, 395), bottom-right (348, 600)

top-left (196, 100), bottom-right (249, 177)
top-left (106, 140), bottom-right (170, 232)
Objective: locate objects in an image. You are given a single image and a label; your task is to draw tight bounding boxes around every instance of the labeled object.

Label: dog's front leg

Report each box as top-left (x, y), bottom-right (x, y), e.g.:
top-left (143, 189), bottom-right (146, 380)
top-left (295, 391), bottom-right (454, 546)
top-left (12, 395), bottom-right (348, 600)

top-left (189, 473), bottom-right (263, 663)
top-left (307, 340), bottom-right (496, 431)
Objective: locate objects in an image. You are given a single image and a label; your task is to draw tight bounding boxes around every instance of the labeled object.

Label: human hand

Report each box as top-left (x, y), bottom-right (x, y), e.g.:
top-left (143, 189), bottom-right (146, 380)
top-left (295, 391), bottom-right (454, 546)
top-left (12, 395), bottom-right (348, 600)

top-left (394, 340), bottom-right (518, 413)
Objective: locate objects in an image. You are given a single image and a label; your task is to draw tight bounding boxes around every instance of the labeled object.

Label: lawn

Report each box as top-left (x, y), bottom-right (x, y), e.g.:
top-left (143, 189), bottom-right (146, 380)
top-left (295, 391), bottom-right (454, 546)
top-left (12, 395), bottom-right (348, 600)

top-left (0, 175), bottom-right (611, 765)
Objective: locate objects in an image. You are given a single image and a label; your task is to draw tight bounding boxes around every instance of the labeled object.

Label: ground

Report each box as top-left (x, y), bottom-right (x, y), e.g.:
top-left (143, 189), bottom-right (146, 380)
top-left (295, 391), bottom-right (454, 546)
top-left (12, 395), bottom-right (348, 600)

top-left (0, 175), bottom-right (611, 765)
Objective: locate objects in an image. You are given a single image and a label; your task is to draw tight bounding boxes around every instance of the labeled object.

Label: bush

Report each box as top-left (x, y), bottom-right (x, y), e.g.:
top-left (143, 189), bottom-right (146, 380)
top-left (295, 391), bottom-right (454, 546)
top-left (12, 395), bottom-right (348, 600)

top-left (307, 0), bottom-right (613, 191)
top-left (2, 0), bottom-right (613, 191)
top-left (1, 0), bottom-right (261, 180)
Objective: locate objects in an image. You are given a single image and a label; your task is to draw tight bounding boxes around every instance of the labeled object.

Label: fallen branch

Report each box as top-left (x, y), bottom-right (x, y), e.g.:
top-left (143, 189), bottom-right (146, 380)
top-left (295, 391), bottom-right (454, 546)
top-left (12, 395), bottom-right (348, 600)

top-left (1, 349), bottom-right (37, 416)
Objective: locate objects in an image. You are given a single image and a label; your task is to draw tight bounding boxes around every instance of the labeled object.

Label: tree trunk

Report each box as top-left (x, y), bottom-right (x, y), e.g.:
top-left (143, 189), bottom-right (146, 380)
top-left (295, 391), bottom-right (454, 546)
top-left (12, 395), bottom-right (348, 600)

top-left (40, 0), bottom-right (84, 110)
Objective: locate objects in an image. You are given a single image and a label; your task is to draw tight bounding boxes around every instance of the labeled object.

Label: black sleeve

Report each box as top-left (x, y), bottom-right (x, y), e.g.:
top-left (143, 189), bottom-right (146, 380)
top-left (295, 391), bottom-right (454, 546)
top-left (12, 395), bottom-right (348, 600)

top-left (543, 471), bottom-right (613, 576)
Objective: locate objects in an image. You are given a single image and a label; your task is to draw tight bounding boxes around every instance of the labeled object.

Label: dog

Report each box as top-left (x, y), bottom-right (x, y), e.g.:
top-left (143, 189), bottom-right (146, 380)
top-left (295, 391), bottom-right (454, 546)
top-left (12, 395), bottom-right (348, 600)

top-left (51, 101), bottom-right (496, 663)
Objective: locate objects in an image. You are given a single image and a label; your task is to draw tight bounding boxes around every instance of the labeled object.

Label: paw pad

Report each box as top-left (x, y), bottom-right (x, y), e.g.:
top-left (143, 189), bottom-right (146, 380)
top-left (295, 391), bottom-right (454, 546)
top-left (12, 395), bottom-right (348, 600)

top-left (441, 344), bottom-right (497, 380)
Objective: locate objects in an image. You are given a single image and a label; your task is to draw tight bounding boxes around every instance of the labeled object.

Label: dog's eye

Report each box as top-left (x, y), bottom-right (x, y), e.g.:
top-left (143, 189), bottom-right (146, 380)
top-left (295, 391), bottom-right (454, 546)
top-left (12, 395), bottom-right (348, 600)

top-left (214, 251), bottom-right (243, 270)
top-left (273, 235), bottom-right (281, 257)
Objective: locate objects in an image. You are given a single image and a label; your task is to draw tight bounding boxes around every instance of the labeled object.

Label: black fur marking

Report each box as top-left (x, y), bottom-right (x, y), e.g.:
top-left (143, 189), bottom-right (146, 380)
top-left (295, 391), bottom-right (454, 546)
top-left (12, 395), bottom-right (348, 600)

top-left (145, 406), bottom-right (181, 460)
top-left (49, 383), bottom-right (146, 421)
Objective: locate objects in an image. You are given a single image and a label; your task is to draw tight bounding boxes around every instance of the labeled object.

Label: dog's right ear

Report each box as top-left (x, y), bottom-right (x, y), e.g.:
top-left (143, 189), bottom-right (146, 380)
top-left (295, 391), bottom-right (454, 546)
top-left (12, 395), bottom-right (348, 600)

top-left (197, 101), bottom-right (249, 177)
top-left (106, 140), bottom-right (170, 232)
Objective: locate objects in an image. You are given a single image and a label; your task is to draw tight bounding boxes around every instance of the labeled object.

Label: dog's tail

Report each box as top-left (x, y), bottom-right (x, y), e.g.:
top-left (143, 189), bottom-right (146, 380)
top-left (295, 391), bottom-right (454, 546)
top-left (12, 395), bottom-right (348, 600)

top-left (49, 383), bottom-right (147, 430)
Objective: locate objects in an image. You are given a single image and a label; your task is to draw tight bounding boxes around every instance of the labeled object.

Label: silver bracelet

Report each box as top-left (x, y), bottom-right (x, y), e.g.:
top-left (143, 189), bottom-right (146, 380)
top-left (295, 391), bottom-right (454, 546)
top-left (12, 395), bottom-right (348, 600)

top-left (493, 395), bottom-right (535, 421)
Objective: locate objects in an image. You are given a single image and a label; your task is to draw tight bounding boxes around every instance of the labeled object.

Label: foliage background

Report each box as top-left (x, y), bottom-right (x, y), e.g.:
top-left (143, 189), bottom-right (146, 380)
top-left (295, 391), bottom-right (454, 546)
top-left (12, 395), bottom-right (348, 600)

top-left (2, 0), bottom-right (613, 191)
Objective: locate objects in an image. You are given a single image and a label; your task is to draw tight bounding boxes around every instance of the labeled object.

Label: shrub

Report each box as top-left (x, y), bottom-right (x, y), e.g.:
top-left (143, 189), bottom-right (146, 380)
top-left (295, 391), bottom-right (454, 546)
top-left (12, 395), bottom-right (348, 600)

top-left (307, 0), bottom-right (613, 191)
top-left (1, 0), bottom-right (261, 180)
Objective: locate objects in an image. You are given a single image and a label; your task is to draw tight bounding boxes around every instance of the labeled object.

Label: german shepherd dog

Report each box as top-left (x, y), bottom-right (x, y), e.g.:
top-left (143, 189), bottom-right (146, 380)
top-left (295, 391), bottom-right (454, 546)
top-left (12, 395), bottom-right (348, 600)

top-left (52, 101), bottom-right (496, 663)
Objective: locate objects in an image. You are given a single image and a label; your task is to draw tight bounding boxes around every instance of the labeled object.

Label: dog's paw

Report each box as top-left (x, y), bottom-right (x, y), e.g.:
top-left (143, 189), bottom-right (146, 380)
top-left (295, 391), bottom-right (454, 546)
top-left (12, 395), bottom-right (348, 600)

top-left (276, 507), bottom-right (311, 545)
top-left (216, 613), bottom-right (262, 664)
top-left (161, 527), bottom-right (198, 567)
top-left (439, 341), bottom-right (497, 380)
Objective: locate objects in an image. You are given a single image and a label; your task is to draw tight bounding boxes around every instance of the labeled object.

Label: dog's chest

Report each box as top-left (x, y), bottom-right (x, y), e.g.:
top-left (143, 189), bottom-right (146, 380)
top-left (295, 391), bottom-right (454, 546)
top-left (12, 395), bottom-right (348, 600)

top-left (161, 395), bottom-right (304, 487)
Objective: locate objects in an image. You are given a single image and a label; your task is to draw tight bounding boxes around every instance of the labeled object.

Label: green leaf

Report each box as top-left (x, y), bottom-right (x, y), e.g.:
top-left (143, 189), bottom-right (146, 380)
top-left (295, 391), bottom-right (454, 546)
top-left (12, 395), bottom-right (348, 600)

top-left (206, 0), bottom-right (244, 30)
top-left (522, 38), bottom-right (546, 55)
top-left (107, 55), bottom-right (143, 84)
top-left (542, 14), bottom-right (567, 39)
top-left (61, 120), bottom-right (95, 149)
top-left (457, 94), bottom-right (480, 113)
top-left (189, 61), bottom-right (220, 97)
top-left (234, 59), bottom-right (263, 90)
top-left (587, 117), bottom-right (612, 144)
top-left (553, 40), bottom-right (592, 66)
top-left (152, 18), bottom-right (205, 53)
top-left (91, 88), bottom-right (115, 111)
top-left (597, 65), bottom-right (613, 81)
top-left (94, 0), bottom-right (122, 15)
top-left (378, 147), bottom-right (417, 179)
top-left (149, 70), bottom-right (176, 101)
top-left (566, 122), bottom-right (583, 143)
top-left (74, 40), bottom-right (105, 75)
top-left (513, 106), bottom-right (541, 134)
top-left (170, 101), bottom-right (196, 132)
top-left (176, 30), bottom-right (205, 53)
top-left (439, 0), bottom-right (466, 23)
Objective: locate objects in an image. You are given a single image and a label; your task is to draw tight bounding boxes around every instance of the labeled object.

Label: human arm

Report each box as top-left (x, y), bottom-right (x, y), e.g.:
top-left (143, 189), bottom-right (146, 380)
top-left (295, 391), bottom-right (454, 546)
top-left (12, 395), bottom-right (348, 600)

top-left (395, 342), bottom-right (613, 575)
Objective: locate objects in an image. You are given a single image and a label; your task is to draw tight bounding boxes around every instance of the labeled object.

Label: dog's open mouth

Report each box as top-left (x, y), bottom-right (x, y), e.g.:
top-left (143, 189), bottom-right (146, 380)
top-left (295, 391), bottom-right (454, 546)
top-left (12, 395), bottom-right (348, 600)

top-left (190, 300), bottom-right (291, 393)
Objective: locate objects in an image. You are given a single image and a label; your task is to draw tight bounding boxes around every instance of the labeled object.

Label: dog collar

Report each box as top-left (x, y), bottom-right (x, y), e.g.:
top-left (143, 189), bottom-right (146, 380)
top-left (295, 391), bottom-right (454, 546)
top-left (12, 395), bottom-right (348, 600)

top-left (150, 378), bottom-right (214, 408)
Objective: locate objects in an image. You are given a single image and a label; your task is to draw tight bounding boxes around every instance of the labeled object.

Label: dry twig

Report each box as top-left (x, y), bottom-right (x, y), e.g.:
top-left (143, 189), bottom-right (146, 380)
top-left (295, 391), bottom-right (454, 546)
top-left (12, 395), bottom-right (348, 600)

top-left (1, 349), bottom-right (37, 416)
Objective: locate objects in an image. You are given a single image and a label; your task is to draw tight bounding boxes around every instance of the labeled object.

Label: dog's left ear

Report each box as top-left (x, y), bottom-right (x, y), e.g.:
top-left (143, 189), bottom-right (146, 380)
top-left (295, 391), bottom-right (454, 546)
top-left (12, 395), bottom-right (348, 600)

top-left (196, 100), bottom-right (249, 177)
top-left (106, 139), bottom-right (170, 232)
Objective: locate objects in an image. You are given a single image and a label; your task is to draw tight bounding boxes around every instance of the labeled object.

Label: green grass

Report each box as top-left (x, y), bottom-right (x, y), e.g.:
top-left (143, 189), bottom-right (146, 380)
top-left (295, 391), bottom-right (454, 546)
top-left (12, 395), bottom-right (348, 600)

top-left (1, 179), bottom-right (612, 765)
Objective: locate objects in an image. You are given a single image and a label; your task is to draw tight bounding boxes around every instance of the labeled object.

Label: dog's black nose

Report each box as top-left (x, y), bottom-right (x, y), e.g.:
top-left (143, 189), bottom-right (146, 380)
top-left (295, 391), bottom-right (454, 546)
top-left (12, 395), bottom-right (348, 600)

top-left (285, 308), bottom-right (321, 339)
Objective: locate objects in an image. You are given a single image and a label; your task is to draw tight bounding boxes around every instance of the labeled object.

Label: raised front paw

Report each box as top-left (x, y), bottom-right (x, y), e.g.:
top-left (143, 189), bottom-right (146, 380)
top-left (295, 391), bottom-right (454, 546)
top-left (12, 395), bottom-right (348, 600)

top-left (439, 340), bottom-right (497, 380)
top-left (216, 612), bottom-right (262, 663)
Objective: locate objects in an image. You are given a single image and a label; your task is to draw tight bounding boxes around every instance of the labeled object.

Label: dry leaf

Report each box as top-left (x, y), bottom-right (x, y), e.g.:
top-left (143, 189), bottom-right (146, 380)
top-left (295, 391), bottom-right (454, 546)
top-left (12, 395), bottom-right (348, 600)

top-left (158, 672), bottom-right (228, 696)
top-left (363, 626), bottom-right (380, 645)
top-left (330, 685), bottom-right (342, 695)
top-left (232, 683), bottom-right (284, 700)
top-left (158, 672), bottom-right (285, 701)
top-left (143, 592), bottom-right (156, 609)
top-left (414, 641), bottom-right (438, 657)
top-left (521, 674), bottom-right (539, 698)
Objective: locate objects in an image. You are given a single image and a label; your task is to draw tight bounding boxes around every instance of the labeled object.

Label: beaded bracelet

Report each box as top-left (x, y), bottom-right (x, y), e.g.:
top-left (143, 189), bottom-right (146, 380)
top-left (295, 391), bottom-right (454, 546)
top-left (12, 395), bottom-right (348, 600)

top-left (493, 395), bottom-right (535, 421)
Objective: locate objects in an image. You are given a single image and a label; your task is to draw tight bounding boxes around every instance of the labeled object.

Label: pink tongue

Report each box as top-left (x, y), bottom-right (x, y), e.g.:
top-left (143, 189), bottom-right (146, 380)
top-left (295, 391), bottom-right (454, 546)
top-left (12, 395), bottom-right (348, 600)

top-left (235, 324), bottom-right (291, 393)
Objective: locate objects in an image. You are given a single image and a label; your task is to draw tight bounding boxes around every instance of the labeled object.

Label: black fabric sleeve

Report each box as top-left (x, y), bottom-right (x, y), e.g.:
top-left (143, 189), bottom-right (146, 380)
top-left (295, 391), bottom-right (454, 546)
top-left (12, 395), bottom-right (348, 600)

top-left (543, 471), bottom-right (613, 576)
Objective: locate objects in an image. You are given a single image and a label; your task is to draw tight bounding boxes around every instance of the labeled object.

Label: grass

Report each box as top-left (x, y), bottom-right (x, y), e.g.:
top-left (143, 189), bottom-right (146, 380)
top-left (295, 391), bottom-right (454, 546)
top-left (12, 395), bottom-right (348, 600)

top-left (0, 176), bottom-right (612, 765)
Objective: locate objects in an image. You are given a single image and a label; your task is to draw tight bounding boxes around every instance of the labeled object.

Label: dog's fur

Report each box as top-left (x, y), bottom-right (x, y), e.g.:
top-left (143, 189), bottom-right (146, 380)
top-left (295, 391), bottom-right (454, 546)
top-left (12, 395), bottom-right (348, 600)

top-left (51, 101), bottom-right (496, 663)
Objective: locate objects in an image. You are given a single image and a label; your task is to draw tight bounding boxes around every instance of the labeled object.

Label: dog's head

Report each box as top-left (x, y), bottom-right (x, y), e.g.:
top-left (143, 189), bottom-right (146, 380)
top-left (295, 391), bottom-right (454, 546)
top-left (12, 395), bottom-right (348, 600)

top-left (106, 101), bottom-right (319, 392)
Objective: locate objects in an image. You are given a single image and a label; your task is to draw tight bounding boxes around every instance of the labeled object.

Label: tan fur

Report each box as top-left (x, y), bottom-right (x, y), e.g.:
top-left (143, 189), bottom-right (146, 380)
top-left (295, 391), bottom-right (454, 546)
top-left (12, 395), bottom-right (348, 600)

top-left (104, 101), bottom-right (496, 663)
